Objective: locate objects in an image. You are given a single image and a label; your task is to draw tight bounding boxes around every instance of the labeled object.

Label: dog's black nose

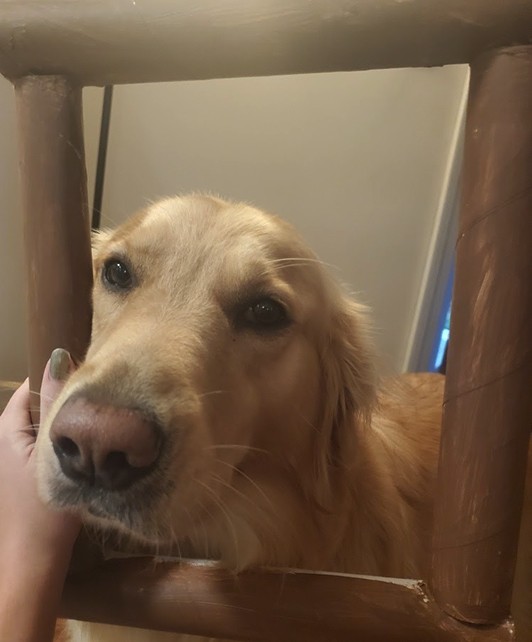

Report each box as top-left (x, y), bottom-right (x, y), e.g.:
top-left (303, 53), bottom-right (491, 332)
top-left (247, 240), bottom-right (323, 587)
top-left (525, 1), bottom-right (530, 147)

top-left (50, 398), bottom-right (162, 490)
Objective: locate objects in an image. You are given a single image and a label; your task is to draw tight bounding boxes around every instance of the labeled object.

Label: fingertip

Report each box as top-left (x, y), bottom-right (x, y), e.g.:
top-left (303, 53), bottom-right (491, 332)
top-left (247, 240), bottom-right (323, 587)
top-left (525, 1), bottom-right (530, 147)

top-left (41, 348), bottom-right (74, 393)
top-left (40, 349), bottom-right (75, 420)
top-left (4, 378), bottom-right (30, 413)
top-left (49, 348), bottom-right (74, 382)
top-left (12, 377), bottom-right (30, 399)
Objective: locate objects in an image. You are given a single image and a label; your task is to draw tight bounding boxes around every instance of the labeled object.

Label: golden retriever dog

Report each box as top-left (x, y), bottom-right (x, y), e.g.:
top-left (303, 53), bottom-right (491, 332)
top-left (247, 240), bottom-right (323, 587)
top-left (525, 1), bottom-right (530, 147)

top-left (35, 195), bottom-right (530, 642)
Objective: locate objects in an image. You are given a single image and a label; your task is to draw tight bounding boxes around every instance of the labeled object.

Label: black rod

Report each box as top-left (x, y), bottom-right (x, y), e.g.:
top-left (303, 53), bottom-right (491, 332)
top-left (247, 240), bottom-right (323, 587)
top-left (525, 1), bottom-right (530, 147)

top-left (91, 85), bottom-right (113, 230)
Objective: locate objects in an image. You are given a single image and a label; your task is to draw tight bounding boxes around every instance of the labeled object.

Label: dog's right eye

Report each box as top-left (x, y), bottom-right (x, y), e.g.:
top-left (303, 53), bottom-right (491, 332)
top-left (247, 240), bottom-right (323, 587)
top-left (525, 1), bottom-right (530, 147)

top-left (102, 259), bottom-right (134, 291)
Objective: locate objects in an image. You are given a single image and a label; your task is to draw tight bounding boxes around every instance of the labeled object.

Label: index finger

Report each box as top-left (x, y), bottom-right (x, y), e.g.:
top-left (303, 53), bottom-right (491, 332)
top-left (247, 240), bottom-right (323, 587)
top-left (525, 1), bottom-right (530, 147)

top-left (0, 378), bottom-right (31, 427)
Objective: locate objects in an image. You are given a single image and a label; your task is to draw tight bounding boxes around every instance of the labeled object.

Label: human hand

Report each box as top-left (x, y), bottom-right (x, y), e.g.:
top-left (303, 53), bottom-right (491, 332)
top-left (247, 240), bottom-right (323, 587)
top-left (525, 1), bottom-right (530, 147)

top-left (0, 349), bottom-right (82, 642)
top-left (0, 348), bottom-right (81, 574)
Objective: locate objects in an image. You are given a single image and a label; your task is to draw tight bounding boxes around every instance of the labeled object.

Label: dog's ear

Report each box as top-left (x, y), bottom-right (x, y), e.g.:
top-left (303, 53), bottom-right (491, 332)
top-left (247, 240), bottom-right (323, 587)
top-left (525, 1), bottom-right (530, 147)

top-left (314, 294), bottom-right (377, 506)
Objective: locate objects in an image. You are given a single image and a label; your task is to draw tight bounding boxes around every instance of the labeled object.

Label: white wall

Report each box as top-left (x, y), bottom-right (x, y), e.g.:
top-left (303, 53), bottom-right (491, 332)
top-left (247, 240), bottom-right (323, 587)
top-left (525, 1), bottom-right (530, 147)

top-left (102, 66), bottom-right (468, 371)
top-left (0, 77), bottom-right (102, 404)
top-left (0, 65), bottom-right (468, 398)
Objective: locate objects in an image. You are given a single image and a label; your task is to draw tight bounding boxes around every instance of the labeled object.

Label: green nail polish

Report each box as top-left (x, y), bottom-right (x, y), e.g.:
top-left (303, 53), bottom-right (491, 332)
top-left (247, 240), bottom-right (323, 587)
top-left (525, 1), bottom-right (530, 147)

top-left (50, 348), bottom-right (71, 381)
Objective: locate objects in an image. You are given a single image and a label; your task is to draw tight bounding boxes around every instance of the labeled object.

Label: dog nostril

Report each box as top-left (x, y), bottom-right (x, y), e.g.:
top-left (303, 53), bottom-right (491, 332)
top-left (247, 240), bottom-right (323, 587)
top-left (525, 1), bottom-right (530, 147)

top-left (55, 436), bottom-right (80, 459)
top-left (51, 433), bottom-right (94, 484)
top-left (104, 451), bottom-right (130, 474)
top-left (98, 449), bottom-right (157, 490)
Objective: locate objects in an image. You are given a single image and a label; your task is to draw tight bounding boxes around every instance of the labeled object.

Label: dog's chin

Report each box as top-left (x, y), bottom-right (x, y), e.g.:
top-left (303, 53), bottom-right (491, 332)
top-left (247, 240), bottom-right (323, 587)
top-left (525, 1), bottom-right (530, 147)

top-left (82, 503), bottom-right (158, 541)
top-left (75, 506), bottom-right (183, 563)
top-left (82, 512), bottom-right (176, 556)
top-left (79, 506), bottom-right (212, 562)
top-left (46, 476), bottom-right (175, 551)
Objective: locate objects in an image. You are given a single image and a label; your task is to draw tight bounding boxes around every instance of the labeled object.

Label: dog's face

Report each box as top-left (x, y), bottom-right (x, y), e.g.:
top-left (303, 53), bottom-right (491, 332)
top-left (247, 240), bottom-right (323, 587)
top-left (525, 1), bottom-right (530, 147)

top-left (37, 195), bottom-right (374, 565)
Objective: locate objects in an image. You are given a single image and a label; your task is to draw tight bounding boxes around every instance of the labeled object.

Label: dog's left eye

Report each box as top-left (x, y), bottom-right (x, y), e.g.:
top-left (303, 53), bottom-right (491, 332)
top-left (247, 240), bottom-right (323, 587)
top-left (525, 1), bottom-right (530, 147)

top-left (102, 259), bottom-right (134, 291)
top-left (242, 298), bottom-right (289, 331)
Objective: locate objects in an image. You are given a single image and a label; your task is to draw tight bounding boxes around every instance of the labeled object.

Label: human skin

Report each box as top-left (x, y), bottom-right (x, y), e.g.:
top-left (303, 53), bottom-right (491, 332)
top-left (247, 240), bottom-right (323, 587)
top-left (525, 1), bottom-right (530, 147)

top-left (0, 349), bottom-right (80, 642)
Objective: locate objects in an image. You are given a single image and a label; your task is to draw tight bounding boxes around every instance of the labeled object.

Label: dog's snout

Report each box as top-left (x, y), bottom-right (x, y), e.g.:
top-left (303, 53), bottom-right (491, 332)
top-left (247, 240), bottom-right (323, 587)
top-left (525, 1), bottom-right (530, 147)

top-left (50, 397), bottom-right (162, 490)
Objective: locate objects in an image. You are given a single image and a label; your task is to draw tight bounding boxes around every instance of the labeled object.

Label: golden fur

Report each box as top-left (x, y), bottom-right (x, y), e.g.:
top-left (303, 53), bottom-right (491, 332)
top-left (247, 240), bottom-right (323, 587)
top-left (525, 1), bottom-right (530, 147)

top-left (35, 195), bottom-right (530, 642)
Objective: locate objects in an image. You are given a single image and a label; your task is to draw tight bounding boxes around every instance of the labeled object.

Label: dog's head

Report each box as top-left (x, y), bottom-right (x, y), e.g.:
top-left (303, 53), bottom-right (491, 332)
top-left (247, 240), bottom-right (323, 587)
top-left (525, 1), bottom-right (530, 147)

top-left (37, 195), bottom-right (375, 565)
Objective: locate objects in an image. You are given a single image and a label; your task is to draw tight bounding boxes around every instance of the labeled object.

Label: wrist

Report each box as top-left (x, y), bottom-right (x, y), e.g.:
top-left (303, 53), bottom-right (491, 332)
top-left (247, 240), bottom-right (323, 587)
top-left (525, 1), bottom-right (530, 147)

top-left (1, 515), bottom-right (79, 578)
top-left (1, 536), bottom-right (72, 590)
top-left (0, 536), bottom-right (72, 642)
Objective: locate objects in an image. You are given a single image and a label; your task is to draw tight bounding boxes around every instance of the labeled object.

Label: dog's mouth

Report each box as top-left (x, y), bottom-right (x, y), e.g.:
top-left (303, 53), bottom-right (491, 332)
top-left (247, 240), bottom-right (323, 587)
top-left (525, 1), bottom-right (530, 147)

top-left (50, 465), bottom-right (225, 564)
top-left (48, 460), bottom-right (174, 540)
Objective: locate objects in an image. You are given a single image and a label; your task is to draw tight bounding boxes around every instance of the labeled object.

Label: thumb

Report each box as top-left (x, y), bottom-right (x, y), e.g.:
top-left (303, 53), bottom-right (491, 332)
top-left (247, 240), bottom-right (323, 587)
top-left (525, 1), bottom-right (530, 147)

top-left (40, 348), bottom-right (75, 422)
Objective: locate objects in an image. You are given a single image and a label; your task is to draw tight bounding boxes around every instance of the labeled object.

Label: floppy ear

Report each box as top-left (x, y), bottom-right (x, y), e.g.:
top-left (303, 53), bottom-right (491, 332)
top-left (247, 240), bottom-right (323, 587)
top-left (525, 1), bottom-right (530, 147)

top-left (314, 294), bottom-right (377, 506)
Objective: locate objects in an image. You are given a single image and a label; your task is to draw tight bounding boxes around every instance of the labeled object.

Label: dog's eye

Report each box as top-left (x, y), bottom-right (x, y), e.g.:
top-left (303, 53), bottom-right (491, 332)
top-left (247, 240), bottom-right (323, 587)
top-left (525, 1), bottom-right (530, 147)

top-left (102, 259), bottom-right (133, 291)
top-left (242, 298), bottom-right (289, 330)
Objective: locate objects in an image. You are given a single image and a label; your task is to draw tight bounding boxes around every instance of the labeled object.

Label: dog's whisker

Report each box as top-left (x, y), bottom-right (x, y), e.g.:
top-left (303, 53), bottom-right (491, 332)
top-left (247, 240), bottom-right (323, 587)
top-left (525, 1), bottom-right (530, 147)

top-left (208, 471), bottom-right (258, 507)
top-left (196, 500), bottom-right (213, 560)
top-left (269, 256), bottom-right (333, 268)
top-left (269, 263), bottom-right (317, 273)
top-left (181, 506), bottom-right (201, 559)
top-left (21, 424), bottom-right (40, 436)
top-left (197, 390), bottom-right (229, 399)
top-left (205, 444), bottom-right (271, 456)
top-left (207, 472), bottom-right (276, 537)
top-left (28, 388), bottom-right (60, 404)
top-left (190, 495), bottom-right (217, 559)
top-left (293, 407), bottom-right (321, 436)
top-left (92, 212), bottom-right (116, 227)
top-left (214, 459), bottom-right (275, 510)
top-left (183, 499), bottom-right (214, 560)
top-left (195, 479), bottom-right (240, 567)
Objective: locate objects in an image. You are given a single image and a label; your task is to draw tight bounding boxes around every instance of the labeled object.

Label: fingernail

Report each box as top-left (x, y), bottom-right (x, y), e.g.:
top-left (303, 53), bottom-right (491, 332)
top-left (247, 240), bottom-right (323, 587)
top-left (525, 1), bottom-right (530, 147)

top-left (50, 348), bottom-right (72, 381)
